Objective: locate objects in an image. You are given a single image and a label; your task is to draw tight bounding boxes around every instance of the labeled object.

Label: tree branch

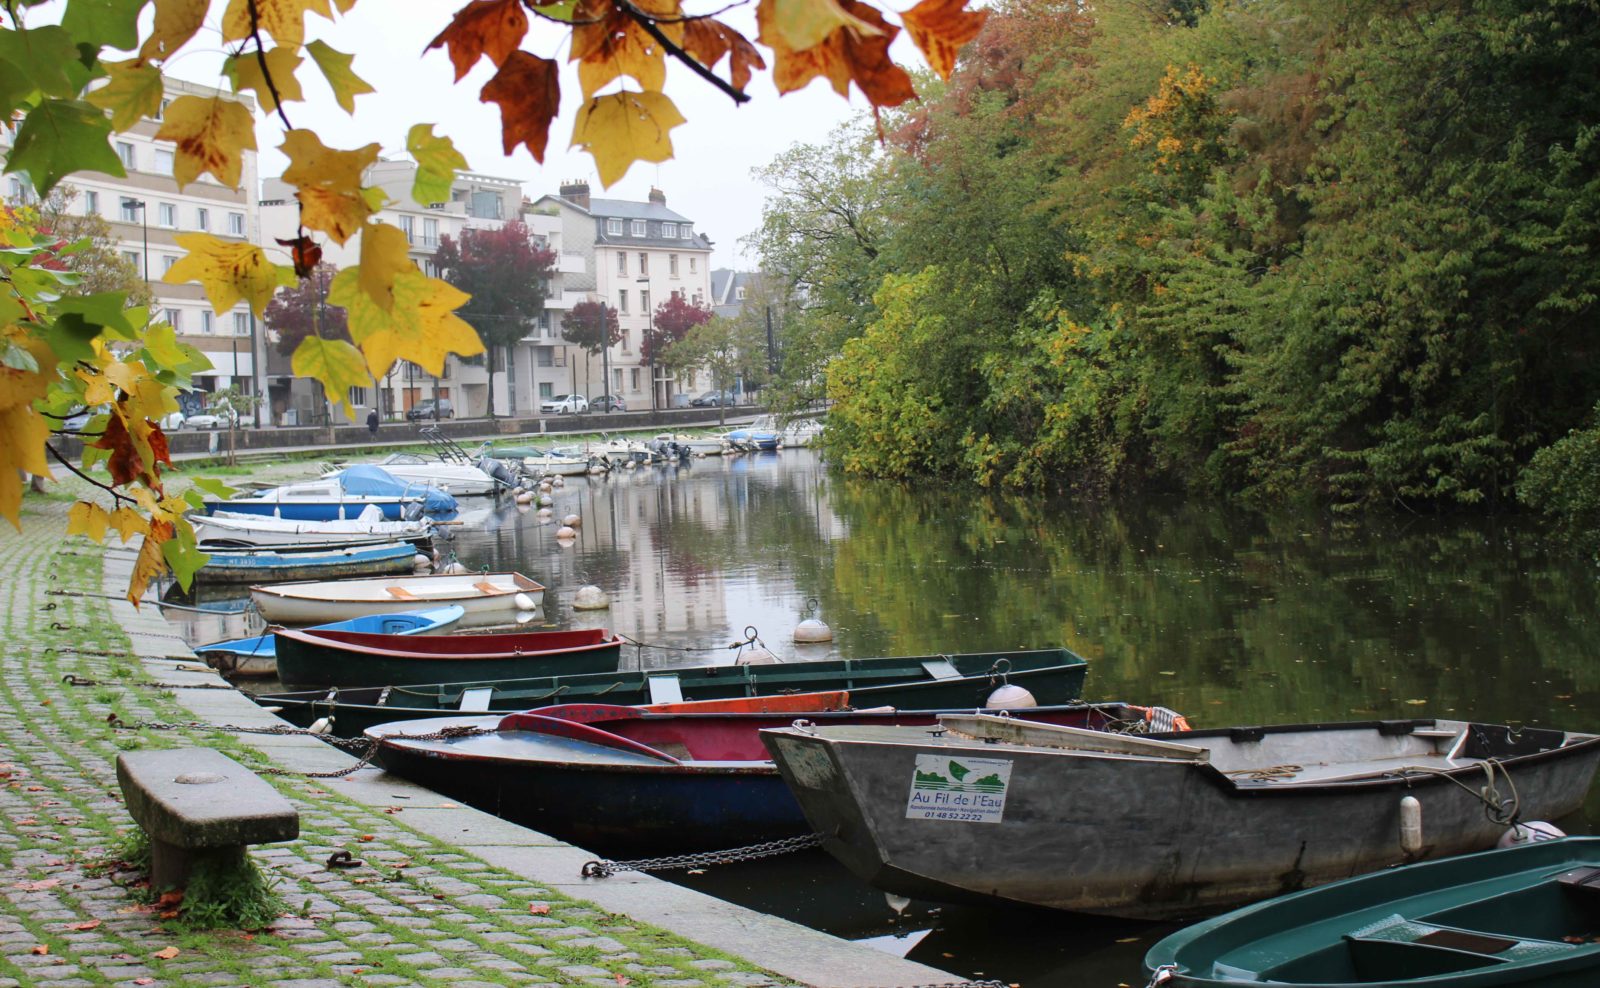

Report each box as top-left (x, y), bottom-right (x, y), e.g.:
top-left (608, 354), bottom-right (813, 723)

top-left (613, 0), bottom-right (750, 105)
top-left (45, 444), bottom-right (138, 507)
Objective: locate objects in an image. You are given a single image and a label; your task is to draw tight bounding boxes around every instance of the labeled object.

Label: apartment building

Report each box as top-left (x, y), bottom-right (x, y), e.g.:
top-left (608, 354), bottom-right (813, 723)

top-left (0, 79), bottom-right (265, 411)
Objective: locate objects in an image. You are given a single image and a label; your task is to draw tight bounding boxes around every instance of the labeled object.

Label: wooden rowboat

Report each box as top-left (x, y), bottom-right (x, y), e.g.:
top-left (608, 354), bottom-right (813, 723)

top-left (761, 715), bottom-right (1600, 920)
top-left (272, 627), bottom-right (624, 690)
top-left (365, 700), bottom-right (1175, 854)
top-left (252, 648), bottom-right (1090, 737)
top-left (198, 541), bottom-right (418, 583)
top-left (193, 606), bottom-right (465, 679)
top-left (1144, 837), bottom-right (1600, 986)
top-left (250, 572), bottom-right (545, 626)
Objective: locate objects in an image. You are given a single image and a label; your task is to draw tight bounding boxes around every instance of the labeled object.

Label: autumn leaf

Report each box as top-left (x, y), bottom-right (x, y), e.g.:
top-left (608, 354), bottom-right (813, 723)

top-left (277, 236), bottom-right (323, 278)
top-left (86, 61), bottom-right (166, 131)
top-left (570, 90), bottom-right (686, 187)
top-left (155, 95), bottom-right (257, 189)
top-left (129, 518), bottom-right (174, 604)
top-left (428, 0), bottom-right (529, 81)
top-left (108, 506), bottom-right (148, 542)
top-left (151, 945), bottom-right (180, 960)
top-left (759, 0), bottom-right (879, 52)
top-left (164, 234), bottom-right (295, 319)
top-left (0, 364), bottom-right (53, 528)
top-left (329, 268), bottom-right (484, 376)
top-left (480, 53), bottom-right (560, 162)
top-left (280, 130), bottom-right (382, 245)
top-left (306, 40), bottom-right (375, 114)
top-left (225, 47), bottom-right (305, 113)
top-left (291, 336), bottom-right (371, 419)
top-left (758, 0), bottom-right (913, 107)
top-left (682, 20), bottom-right (766, 93)
top-left (357, 222), bottom-right (415, 312)
top-left (408, 124), bottom-right (470, 205)
top-left (571, 0), bottom-right (681, 98)
top-left (528, 903), bottom-right (550, 915)
top-left (29, 945), bottom-right (47, 956)
top-left (139, 0), bottom-right (208, 62)
top-left (15, 878), bottom-right (60, 891)
top-left (67, 501), bottom-right (111, 543)
top-left (221, 0), bottom-right (334, 48)
top-left (66, 920), bottom-right (101, 931)
top-left (900, 0), bottom-right (986, 81)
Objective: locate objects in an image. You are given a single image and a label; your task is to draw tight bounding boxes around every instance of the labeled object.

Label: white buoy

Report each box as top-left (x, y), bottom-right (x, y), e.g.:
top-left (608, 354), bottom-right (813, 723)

top-left (793, 618), bottom-right (833, 643)
top-left (440, 561), bottom-right (468, 575)
top-left (1400, 795), bottom-right (1423, 854)
top-left (516, 491), bottom-right (534, 505)
top-left (985, 684), bottom-right (1037, 708)
top-left (552, 476), bottom-right (565, 488)
top-left (412, 553), bottom-right (432, 569)
top-left (556, 526), bottom-right (577, 540)
top-left (1498, 820), bottom-right (1565, 848)
top-left (562, 514), bottom-right (582, 528)
top-left (308, 717), bottom-right (333, 735)
top-left (514, 592), bottom-right (537, 611)
top-left (736, 645), bottom-right (780, 665)
top-left (572, 585), bottom-right (610, 610)
top-left (539, 494), bottom-right (554, 507)
top-left (516, 610), bottom-right (535, 624)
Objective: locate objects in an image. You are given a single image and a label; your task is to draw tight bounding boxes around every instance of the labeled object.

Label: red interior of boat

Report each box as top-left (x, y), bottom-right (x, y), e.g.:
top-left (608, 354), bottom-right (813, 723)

top-left (308, 628), bottom-right (612, 653)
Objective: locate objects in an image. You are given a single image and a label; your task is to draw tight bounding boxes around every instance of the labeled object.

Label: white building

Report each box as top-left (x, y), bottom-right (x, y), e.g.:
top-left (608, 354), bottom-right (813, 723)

top-left (0, 79), bottom-right (265, 412)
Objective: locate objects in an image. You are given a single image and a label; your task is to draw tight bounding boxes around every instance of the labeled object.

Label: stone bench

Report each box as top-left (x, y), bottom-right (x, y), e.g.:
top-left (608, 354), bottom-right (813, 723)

top-left (116, 748), bottom-right (299, 888)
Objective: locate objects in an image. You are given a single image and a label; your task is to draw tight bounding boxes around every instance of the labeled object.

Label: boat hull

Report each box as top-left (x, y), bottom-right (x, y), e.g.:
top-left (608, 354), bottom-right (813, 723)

top-left (198, 542), bottom-right (417, 583)
top-left (250, 572), bottom-right (544, 626)
top-left (273, 628), bottom-right (623, 690)
top-left (763, 720), bottom-right (1600, 920)
top-left (191, 513), bottom-right (433, 548)
top-left (208, 497), bottom-right (419, 521)
top-left (194, 606), bottom-right (464, 679)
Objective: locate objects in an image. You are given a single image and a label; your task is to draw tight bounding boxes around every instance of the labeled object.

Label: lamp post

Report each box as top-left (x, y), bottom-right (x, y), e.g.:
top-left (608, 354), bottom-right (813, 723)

top-left (122, 198), bottom-right (148, 283)
top-left (600, 299), bottom-right (612, 414)
top-left (638, 275), bottom-right (653, 411)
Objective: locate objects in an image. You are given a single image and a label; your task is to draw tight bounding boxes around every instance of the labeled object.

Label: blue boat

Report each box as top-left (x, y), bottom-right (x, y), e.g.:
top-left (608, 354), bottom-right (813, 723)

top-left (207, 465), bottom-right (458, 521)
top-left (194, 605), bottom-right (465, 678)
top-left (198, 541), bottom-right (420, 583)
top-left (725, 428), bottom-right (780, 451)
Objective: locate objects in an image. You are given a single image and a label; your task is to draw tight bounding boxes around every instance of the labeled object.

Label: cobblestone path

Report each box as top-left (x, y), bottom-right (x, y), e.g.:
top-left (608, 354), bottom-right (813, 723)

top-left (0, 493), bottom-right (788, 988)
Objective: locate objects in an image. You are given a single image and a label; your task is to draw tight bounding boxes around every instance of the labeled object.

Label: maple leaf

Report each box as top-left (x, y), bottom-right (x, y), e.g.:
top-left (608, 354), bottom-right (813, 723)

top-left (67, 502), bottom-right (111, 543)
top-left (570, 0), bottom-right (681, 99)
top-left (570, 90), bottom-right (687, 188)
top-left (280, 130), bottom-right (382, 244)
top-left (0, 354), bottom-right (53, 529)
top-left (758, 0), bottom-right (914, 107)
top-left (108, 506), bottom-right (148, 542)
top-left (428, 0), bottom-right (529, 81)
top-left (357, 222), bottom-right (415, 312)
top-left (682, 20), bottom-right (766, 93)
top-left (306, 40), bottom-right (374, 114)
top-left (150, 944), bottom-right (180, 960)
top-left (407, 124), bottom-right (469, 207)
top-left (291, 336), bottom-right (371, 419)
top-left (759, 0), bottom-right (879, 52)
top-left (164, 234), bottom-right (295, 319)
top-left (155, 95), bottom-right (257, 189)
top-left (225, 47), bottom-right (305, 113)
top-left (6, 99), bottom-right (126, 197)
top-left (221, 0), bottom-right (334, 49)
top-left (329, 268), bottom-right (484, 376)
top-left (161, 518), bottom-right (208, 590)
top-left (86, 61), bottom-right (166, 131)
top-left (139, 0), bottom-right (208, 62)
top-left (900, 0), bottom-right (986, 81)
top-left (480, 53), bottom-right (561, 162)
top-left (276, 236), bottom-right (323, 278)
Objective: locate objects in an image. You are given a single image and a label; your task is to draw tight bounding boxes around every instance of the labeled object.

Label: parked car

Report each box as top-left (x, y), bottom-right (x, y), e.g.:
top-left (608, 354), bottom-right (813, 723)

top-left (186, 410), bottom-right (252, 429)
top-left (63, 406), bottom-right (184, 431)
top-left (406, 398), bottom-right (454, 421)
top-left (592, 394), bottom-right (627, 412)
top-left (541, 394), bottom-right (588, 414)
top-left (689, 390), bottom-right (735, 407)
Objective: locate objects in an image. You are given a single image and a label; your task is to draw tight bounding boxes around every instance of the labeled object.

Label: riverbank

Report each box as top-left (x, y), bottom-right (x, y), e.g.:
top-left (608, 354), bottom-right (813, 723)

top-left (0, 489), bottom-right (953, 988)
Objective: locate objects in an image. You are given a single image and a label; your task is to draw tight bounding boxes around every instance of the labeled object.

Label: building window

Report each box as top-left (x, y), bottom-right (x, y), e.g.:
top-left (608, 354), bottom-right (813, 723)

top-left (630, 368), bottom-right (640, 390)
top-left (617, 251), bottom-right (627, 275)
top-left (423, 258), bottom-right (439, 277)
top-left (617, 289), bottom-right (627, 313)
top-left (234, 312), bottom-right (250, 336)
top-left (121, 250), bottom-right (139, 269)
top-left (120, 198), bottom-right (141, 222)
top-left (681, 225), bottom-right (692, 239)
top-left (153, 149), bottom-right (174, 176)
top-left (668, 254), bottom-right (678, 276)
top-left (163, 308), bottom-right (182, 331)
top-left (736, 286), bottom-right (746, 301)
top-left (228, 212), bottom-right (245, 236)
top-left (348, 386), bottom-right (368, 406)
top-left (157, 202), bottom-right (176, 227)
top-left (115, 142), bottom-right (135, 169)
top-left (200, 311), bottom-right (213, 335)
top-left (661, 223), bottom-right (675, 238)
top-left (399, 215), bottom-right (415, 242)
top-left (161, 254), bottom-right (178, 274)
top-left (689, 257), bottom-right (697, 273)
top-left (194, 207), bottom-right (208, 231)
top-left (536, 348), bottom-right (553, 368)
top-left (83, 190), bottom-right (98, 215)
top-left (640, 290), bottom-right (649, 313)
top-left (7, 177), bottom-right (27, 202)
top-left (538, 382), bottom-right (553, 399)
top-left (469, 190), bottom-right (502, 219)
top-left (423, 217), bottom-right (438, 247)
top-left (621, 328), bottom-right (630, 352)
top-left (155, 98), bottom-right (170, 121)
top-left (637, 252), bottom-right (648, 275)
top-left (606, 218), bottom-right (623, 236)
top-left (613, 368), bottom-right (622, 392)
top-left (630, 219), bottom-right (646, 236)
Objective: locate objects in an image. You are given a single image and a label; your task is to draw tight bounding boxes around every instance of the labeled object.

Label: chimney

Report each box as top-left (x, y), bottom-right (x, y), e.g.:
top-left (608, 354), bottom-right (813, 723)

top-left (559, 179), bottom-right (590, 210)
top-left (648, 187), bottom-right (666, 206)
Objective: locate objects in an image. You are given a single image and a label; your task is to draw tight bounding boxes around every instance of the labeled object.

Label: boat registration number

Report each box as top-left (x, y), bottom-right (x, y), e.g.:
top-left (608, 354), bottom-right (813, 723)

top-left (905, 754), bottom-right (1012, 823)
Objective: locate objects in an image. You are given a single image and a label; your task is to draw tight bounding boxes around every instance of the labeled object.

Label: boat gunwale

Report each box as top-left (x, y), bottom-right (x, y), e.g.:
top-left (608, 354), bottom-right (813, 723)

top-left (249, 571), bottom-right (546, 601)
top-left (276, 627), bottom-right (622, 662)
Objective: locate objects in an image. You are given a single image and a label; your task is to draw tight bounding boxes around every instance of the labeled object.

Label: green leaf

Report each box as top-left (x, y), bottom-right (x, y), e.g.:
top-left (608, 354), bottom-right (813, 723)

top-left (182, 488), bottom-right (207, 512)
top-left (57, 291), bottom-right (136, 336)
top-left (0, 27), bottom-right (79, 102)
top-left (189, 476), bottom-right (238, 499)
top-left (305, 39), bottom-right (374, 115)
top-left (62, 0), bottom-right (150, 51)
top-left (407, 124), bottom-right (468, 206)
top-left (291, 336), bottom-right (370, 419)
top-left (7, 99), bottom-right (126, 197)
top-left (1, 338), bottom-right (40, 372)
top-left (160, 521), bottom-right (208, 591)
top-left (140, 320), bottom-right (190, 370)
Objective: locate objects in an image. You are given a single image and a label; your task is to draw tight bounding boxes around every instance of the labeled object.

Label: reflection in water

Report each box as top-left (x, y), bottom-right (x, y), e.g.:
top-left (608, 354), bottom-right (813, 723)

top-left (176, 449), bottom-right (1600, 985)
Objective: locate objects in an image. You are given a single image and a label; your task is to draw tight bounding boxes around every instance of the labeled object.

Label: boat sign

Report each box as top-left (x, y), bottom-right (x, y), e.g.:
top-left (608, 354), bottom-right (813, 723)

top-left (905, 754), bottom-right (1012, 823)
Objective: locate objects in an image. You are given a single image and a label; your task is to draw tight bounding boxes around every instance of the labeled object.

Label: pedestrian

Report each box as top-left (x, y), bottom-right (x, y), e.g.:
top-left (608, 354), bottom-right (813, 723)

top-left (366, 408), bottom-right (380, 436)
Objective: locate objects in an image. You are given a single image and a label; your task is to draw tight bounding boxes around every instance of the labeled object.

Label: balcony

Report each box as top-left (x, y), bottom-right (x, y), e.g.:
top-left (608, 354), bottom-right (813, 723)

top-left (557, 252), bottom-right (586, 275)
top-left (541, 290), bottom-right (591, 312)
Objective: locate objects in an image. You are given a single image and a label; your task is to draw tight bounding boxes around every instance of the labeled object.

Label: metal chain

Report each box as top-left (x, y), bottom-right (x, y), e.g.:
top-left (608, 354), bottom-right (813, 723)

top-left (64, 674), bottom-right (237, 691)
top-left (581, 833), bottom-right (823, 878)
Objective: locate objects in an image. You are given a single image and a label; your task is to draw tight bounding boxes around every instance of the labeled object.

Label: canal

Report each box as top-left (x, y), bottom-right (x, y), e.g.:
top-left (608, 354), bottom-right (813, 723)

top-left (181, 447), bottom-right (1600, 986)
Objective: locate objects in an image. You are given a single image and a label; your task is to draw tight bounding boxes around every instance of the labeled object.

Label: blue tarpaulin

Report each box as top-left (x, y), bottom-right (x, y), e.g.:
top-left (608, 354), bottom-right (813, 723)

top-left (334, 465), bottom-right (458, 514)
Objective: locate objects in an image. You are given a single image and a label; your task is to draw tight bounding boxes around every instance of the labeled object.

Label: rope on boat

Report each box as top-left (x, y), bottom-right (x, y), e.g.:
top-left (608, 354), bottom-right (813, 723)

top-left (614, 628), bottom-right (761, 659)
top-left (1401, 757), bottom-right (1522, 826)
top-left (1222, 764), bottom-right (1304, 782)
top-left (580, 833), bottom-right (824, 878)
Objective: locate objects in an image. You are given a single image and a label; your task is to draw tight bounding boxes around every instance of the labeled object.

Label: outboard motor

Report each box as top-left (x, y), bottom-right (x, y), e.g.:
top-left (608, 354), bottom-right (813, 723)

top-left (477, 454), bottom-right (516, 490)
top-left (401, 501), bottom-right (425, 521)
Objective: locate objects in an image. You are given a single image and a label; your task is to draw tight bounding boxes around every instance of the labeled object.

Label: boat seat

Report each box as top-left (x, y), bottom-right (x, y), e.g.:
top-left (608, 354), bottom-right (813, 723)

top-left (1557, 867), bottom-right (1600, 900)
top-left (646, 675), bottom-right (683, 704)
top-left (920, 658), bottom-right (961, 680)
top-left (458, 687), bottom-right (493, 712)
top-left (474, 581), bottom-right (511, 595)
top-left (386, 587), bottom-right (418, 600)
top-left (1347, 913), bottom-right (1578, 963)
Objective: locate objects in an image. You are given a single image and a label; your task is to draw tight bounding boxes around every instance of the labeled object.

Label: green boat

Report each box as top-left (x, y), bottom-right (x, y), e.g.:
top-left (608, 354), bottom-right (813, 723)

top-left (1144, 836), bottom-right (1600, 987)
top-left (253, 648), bottom-right (1089, 737)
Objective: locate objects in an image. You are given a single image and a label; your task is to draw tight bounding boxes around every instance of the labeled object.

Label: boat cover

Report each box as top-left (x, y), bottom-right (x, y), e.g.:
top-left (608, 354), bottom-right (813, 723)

top-left (333, 465), bottom-right (458, 513)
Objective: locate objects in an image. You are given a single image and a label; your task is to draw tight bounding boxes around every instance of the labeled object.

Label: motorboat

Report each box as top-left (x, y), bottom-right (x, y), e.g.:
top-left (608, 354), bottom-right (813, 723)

top-left (208, 465), bottom-right (457, 520)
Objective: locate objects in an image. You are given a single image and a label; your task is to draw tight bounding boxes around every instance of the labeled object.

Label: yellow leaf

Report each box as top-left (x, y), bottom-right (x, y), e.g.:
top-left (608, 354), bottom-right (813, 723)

top-left (306, 40), bottom-right (374, 114)
top-left (0, 400), bottom-right (51, 529)
top-left (225, 47), bottom-right (304, 113)
top-left (155, 96), bottom-right (257, 189)
top-left (140, 0), bottom-right (208, 62)
top-left (758, 0), bottom-right (878, 52)
top-left (406, 124), bottom-right (468, 205)
top-left (86, 61), bottom-right (166, 131)
top-left (164, 234), bottom-right (296, 319)
top-left (329, 268), bottom-right (484, 377)
top-left (67, 502), bottom-right (111, 543)
top-left (358, 222), bottom-right (414, 312)
top-left (570, 91), bottom-right (687, 188)
top-left (291, 337), bottom-right (370, 419)
top-left (221, 0), bottom-right (333, 48)
top-left (108, 506), bottom-right (148, 543)
top-left (280, 130), bottom-right (381, 245)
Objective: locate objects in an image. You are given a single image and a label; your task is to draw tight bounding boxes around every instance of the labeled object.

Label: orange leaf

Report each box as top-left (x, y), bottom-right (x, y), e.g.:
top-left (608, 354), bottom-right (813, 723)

top-left (66, 920), bottom-right (101, 931)
top-left (900, 0), bottom-right (986, 81)
top-left (357, 834), bottom-right (375, 842)
top-left (15, 878), bottom-right (60, 890)
top-left (529, 903), bottom-right (550, 915)
top-left (129, 519), bottom-right (175, 605)
top-left (682, 20), bottom-right (766, 93)
top-left (155, 890), bottom-right (183, 910)
top-left (758, 0), bottom-right (914, 107)
top-left (571, 0), bottom-right (679, 98)
top-left (30, 945), bottom-right (48, 956)
top-left (152, 946), bottom-right (180, 960)
top-left (480, 52), bottom-right (560, 162)
top-left (429, 0), bottom-right (529, 81)
top-left (92, 414), bottom-right (141, 487)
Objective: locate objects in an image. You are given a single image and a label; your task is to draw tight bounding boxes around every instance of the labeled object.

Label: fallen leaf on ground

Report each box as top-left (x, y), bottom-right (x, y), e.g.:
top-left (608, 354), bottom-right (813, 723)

top-left (30, 945), bottom-right (48, 955)
top-left (16, 878), bottom-right (60, 890)
top-left (155, 890), bottom-right (183, 909)
top-left (1404, 699), bottom-right (1427, 705)
top-left (134, 980), bottom-right (155, 986)
top-left (152, 946), bottom-right (179, 960)
top-left (529, 903), bottom-right (550, 915)
top-left (357, 834), bottom-right (376, 842)
top-left (66, 920), bottom-right (100, 931)
top-left (614, 975), bottom-right (631, 986)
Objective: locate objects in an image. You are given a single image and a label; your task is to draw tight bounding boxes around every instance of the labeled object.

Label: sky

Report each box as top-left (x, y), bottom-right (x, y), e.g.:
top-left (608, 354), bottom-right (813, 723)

top-left (158, 0), bottom-right (891, 269)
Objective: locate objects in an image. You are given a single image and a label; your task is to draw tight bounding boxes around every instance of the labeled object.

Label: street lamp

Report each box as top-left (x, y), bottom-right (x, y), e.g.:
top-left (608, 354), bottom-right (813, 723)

top-left (600, 299), bottom-right (612, 414)
top-left (637, 275), bottom-right (652, 411)
top-left (122, 198), bottom-right (148, 283)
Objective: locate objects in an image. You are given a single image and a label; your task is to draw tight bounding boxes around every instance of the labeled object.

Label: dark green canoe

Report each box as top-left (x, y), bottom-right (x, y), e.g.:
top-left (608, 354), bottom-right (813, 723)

top-left (272, 627), bottom-right (625, 691)
top-left (253, 647), bottom-right (1089, 737)
top-left (1145, 836), bottom-right (1600, 986)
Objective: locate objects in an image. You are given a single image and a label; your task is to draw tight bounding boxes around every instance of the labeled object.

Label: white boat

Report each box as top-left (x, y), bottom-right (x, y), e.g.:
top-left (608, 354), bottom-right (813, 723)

top-left (324, 454), bottom-right (501, 497)
top-left (251, 572), bottom-right (546, 626)
top-left (594, 438), bottom-right (653, 467)
top-left (781, 419), bottom-right (823, 447)
top-left (192, 510), bottom-right (435, 548)
top-left (213, 466), bottom-right (458, 520)
top-left (522, 450), bottom-right (597, 477)
top-left (655, 433), bottom-right (728, 456)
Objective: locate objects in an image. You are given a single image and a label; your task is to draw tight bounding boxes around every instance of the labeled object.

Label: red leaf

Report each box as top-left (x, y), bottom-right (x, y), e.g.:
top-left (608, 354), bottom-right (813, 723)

top-left (480, 51), bottom-right (560, 162)
top-left (30, 945), bottom-right (48, 955)
top-left (528, 903), bottom-right (550, 915)
top-left (428, 0), bottom-right (529, 81)
top-left (155, 889), bottom-right (184, 909)
top-left (276, 236), bottom-right (324, 278)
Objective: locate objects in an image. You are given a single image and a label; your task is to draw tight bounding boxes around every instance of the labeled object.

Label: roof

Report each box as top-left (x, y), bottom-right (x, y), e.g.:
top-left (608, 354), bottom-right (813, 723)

top-left (711, 269), bottom-right (758, 306)
top-left (588, 198), bottom-right (693, 223)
